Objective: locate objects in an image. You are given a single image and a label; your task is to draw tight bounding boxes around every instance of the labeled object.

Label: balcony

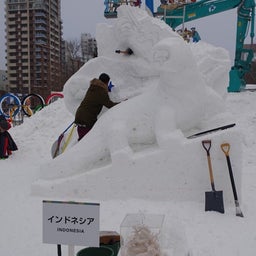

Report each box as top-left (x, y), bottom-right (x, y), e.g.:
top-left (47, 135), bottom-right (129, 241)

top-left (35, 33), bottom-right (47, 39)
top-left (35, 25), bottom-right (47, 31)
top-left (35, 11), bottom-right (47, 17)
top-left (35, 19), bottom-right (47, 25)
top-left (35, 39), bottom-right (47, 45)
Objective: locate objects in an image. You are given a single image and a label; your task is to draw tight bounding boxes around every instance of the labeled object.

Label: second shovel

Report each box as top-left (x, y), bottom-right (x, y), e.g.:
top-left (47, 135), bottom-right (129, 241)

top-left (202, 140), bottom-right (225, 214)
top-left (221, 143), bottom-right (243, 217)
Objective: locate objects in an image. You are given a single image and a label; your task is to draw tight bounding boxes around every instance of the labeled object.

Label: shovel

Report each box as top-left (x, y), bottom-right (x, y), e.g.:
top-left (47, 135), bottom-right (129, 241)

top-left (221, 143), bottom-right (244, 217)
top-left (202, 140), bottom-right (225, 214)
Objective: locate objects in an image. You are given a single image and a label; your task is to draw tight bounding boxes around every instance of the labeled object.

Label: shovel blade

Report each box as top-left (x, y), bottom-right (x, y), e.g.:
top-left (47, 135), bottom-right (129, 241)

top-left (205, 190), bottom-right (224, 214)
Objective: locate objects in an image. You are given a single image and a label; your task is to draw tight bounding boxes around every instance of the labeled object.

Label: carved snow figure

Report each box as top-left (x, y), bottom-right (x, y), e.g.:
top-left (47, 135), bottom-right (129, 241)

top-left (38, 6), bottom-right (230, 199)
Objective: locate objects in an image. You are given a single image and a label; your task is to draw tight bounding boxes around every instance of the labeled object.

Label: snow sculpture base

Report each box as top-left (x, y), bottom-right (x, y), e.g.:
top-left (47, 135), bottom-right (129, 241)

top-left (32, 127), bottom-right (242, 208)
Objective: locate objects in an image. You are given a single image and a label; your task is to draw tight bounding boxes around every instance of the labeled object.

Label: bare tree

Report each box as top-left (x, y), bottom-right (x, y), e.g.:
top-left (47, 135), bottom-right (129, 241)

top-left (66, 39), bottom-right (81, 60)
top-left (65, 39), bottom-right (83, 74)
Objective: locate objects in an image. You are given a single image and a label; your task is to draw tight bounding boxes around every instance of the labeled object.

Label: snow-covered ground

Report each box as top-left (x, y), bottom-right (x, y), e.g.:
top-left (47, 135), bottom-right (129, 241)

top-left (1, 5), bottom-right (256, 256)
top-left (1, 91), bottom-right (256, 256)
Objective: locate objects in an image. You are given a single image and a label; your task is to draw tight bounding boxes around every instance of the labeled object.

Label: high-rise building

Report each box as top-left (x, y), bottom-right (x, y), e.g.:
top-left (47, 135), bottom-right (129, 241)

top-left (0, 70), bottom-right (8, 93)
top-left (81, 33), bottom-right (97, 62)
top-left (5, 0), bottom-right (63, 99)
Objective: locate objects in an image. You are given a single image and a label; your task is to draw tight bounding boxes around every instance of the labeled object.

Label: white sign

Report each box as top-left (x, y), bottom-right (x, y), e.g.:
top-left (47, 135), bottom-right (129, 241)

top-left (43, 200), bottom-right (100, 246)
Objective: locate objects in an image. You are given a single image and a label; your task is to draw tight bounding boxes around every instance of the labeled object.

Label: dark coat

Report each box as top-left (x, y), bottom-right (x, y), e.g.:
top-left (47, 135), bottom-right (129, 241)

top-left (0, 131), bottom-right (18, 158)
top-left (0, 115), bottom-right (18, 158)
top-left (74, 78), bottom-right (119, 127)
top-left (0, 115), bottom-right (11, 131)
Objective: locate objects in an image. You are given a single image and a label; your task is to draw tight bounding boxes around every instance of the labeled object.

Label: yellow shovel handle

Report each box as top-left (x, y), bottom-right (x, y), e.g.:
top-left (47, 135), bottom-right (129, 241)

top-left (202, 140), bottom-right (215, 188)
top-left (221, 143), bottom-right (230, 157)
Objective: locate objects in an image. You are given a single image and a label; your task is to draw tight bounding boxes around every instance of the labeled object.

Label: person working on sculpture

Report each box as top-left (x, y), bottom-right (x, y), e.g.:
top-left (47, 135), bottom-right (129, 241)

top-left (74, 73), bottom-right (120, 141)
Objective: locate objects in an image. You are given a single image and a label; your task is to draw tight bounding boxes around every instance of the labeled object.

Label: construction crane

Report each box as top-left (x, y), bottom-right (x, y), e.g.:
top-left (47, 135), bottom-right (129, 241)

top-left (104, 0), bottom-right (255, 92)
top-left (104, 0), bottom-right (141, 18)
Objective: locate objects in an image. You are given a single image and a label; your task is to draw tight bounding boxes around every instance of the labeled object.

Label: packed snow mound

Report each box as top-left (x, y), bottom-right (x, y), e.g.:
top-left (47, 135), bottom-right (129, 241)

top-left (190, 41), bottom-right (231, 97)
top-left (36, 6), bottom-right (239, 203)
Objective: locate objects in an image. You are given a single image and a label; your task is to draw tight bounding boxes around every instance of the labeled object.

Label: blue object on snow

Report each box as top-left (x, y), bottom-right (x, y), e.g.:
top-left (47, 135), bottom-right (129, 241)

top-left (108, 81), bottom-right (115, 92)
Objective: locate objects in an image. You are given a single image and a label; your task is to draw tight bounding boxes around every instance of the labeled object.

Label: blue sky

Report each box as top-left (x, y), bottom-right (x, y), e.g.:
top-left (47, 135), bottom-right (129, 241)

top-left (0, 0), bottom-right (246, 70)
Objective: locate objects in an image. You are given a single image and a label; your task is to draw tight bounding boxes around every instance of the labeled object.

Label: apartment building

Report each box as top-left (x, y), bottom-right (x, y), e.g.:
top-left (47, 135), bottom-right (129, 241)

top-left (81, 33), bottom-right (97, 62)
top-left (0, 70), bottom-right (8, 93)
top-left (5, 0), bottom-right (63, 99)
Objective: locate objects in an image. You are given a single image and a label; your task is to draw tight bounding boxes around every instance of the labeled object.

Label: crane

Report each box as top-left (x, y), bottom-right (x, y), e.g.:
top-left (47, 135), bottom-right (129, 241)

top-left (156, 0), bottom-right (255, 92)
top-left (104, 0), bottom-right (256, 92)
top-left (104, 0), bottom-right (141, 17)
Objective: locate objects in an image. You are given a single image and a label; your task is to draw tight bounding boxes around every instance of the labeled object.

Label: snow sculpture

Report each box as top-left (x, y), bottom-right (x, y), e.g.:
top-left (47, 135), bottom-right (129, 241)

top-left (38, 6), bottom-right (233, 198)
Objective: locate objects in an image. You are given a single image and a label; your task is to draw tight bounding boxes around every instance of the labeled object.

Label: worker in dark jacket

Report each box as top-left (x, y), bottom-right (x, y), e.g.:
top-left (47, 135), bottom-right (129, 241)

top-left (74, 73), bottom-right (120, 141)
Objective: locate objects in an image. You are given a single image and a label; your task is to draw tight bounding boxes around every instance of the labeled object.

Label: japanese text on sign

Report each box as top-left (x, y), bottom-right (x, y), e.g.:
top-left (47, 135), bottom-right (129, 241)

top-left (43, 200), bottom-right (100, 246)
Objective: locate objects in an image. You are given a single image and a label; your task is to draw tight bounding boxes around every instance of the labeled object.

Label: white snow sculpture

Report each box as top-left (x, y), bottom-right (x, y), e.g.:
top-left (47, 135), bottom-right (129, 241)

top-left (39, 6), bottom-right (226, 181)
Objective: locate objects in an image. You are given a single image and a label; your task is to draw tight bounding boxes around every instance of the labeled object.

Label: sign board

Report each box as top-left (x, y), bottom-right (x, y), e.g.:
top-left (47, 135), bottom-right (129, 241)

top-left (43, 200), bottom-right (100, 246)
